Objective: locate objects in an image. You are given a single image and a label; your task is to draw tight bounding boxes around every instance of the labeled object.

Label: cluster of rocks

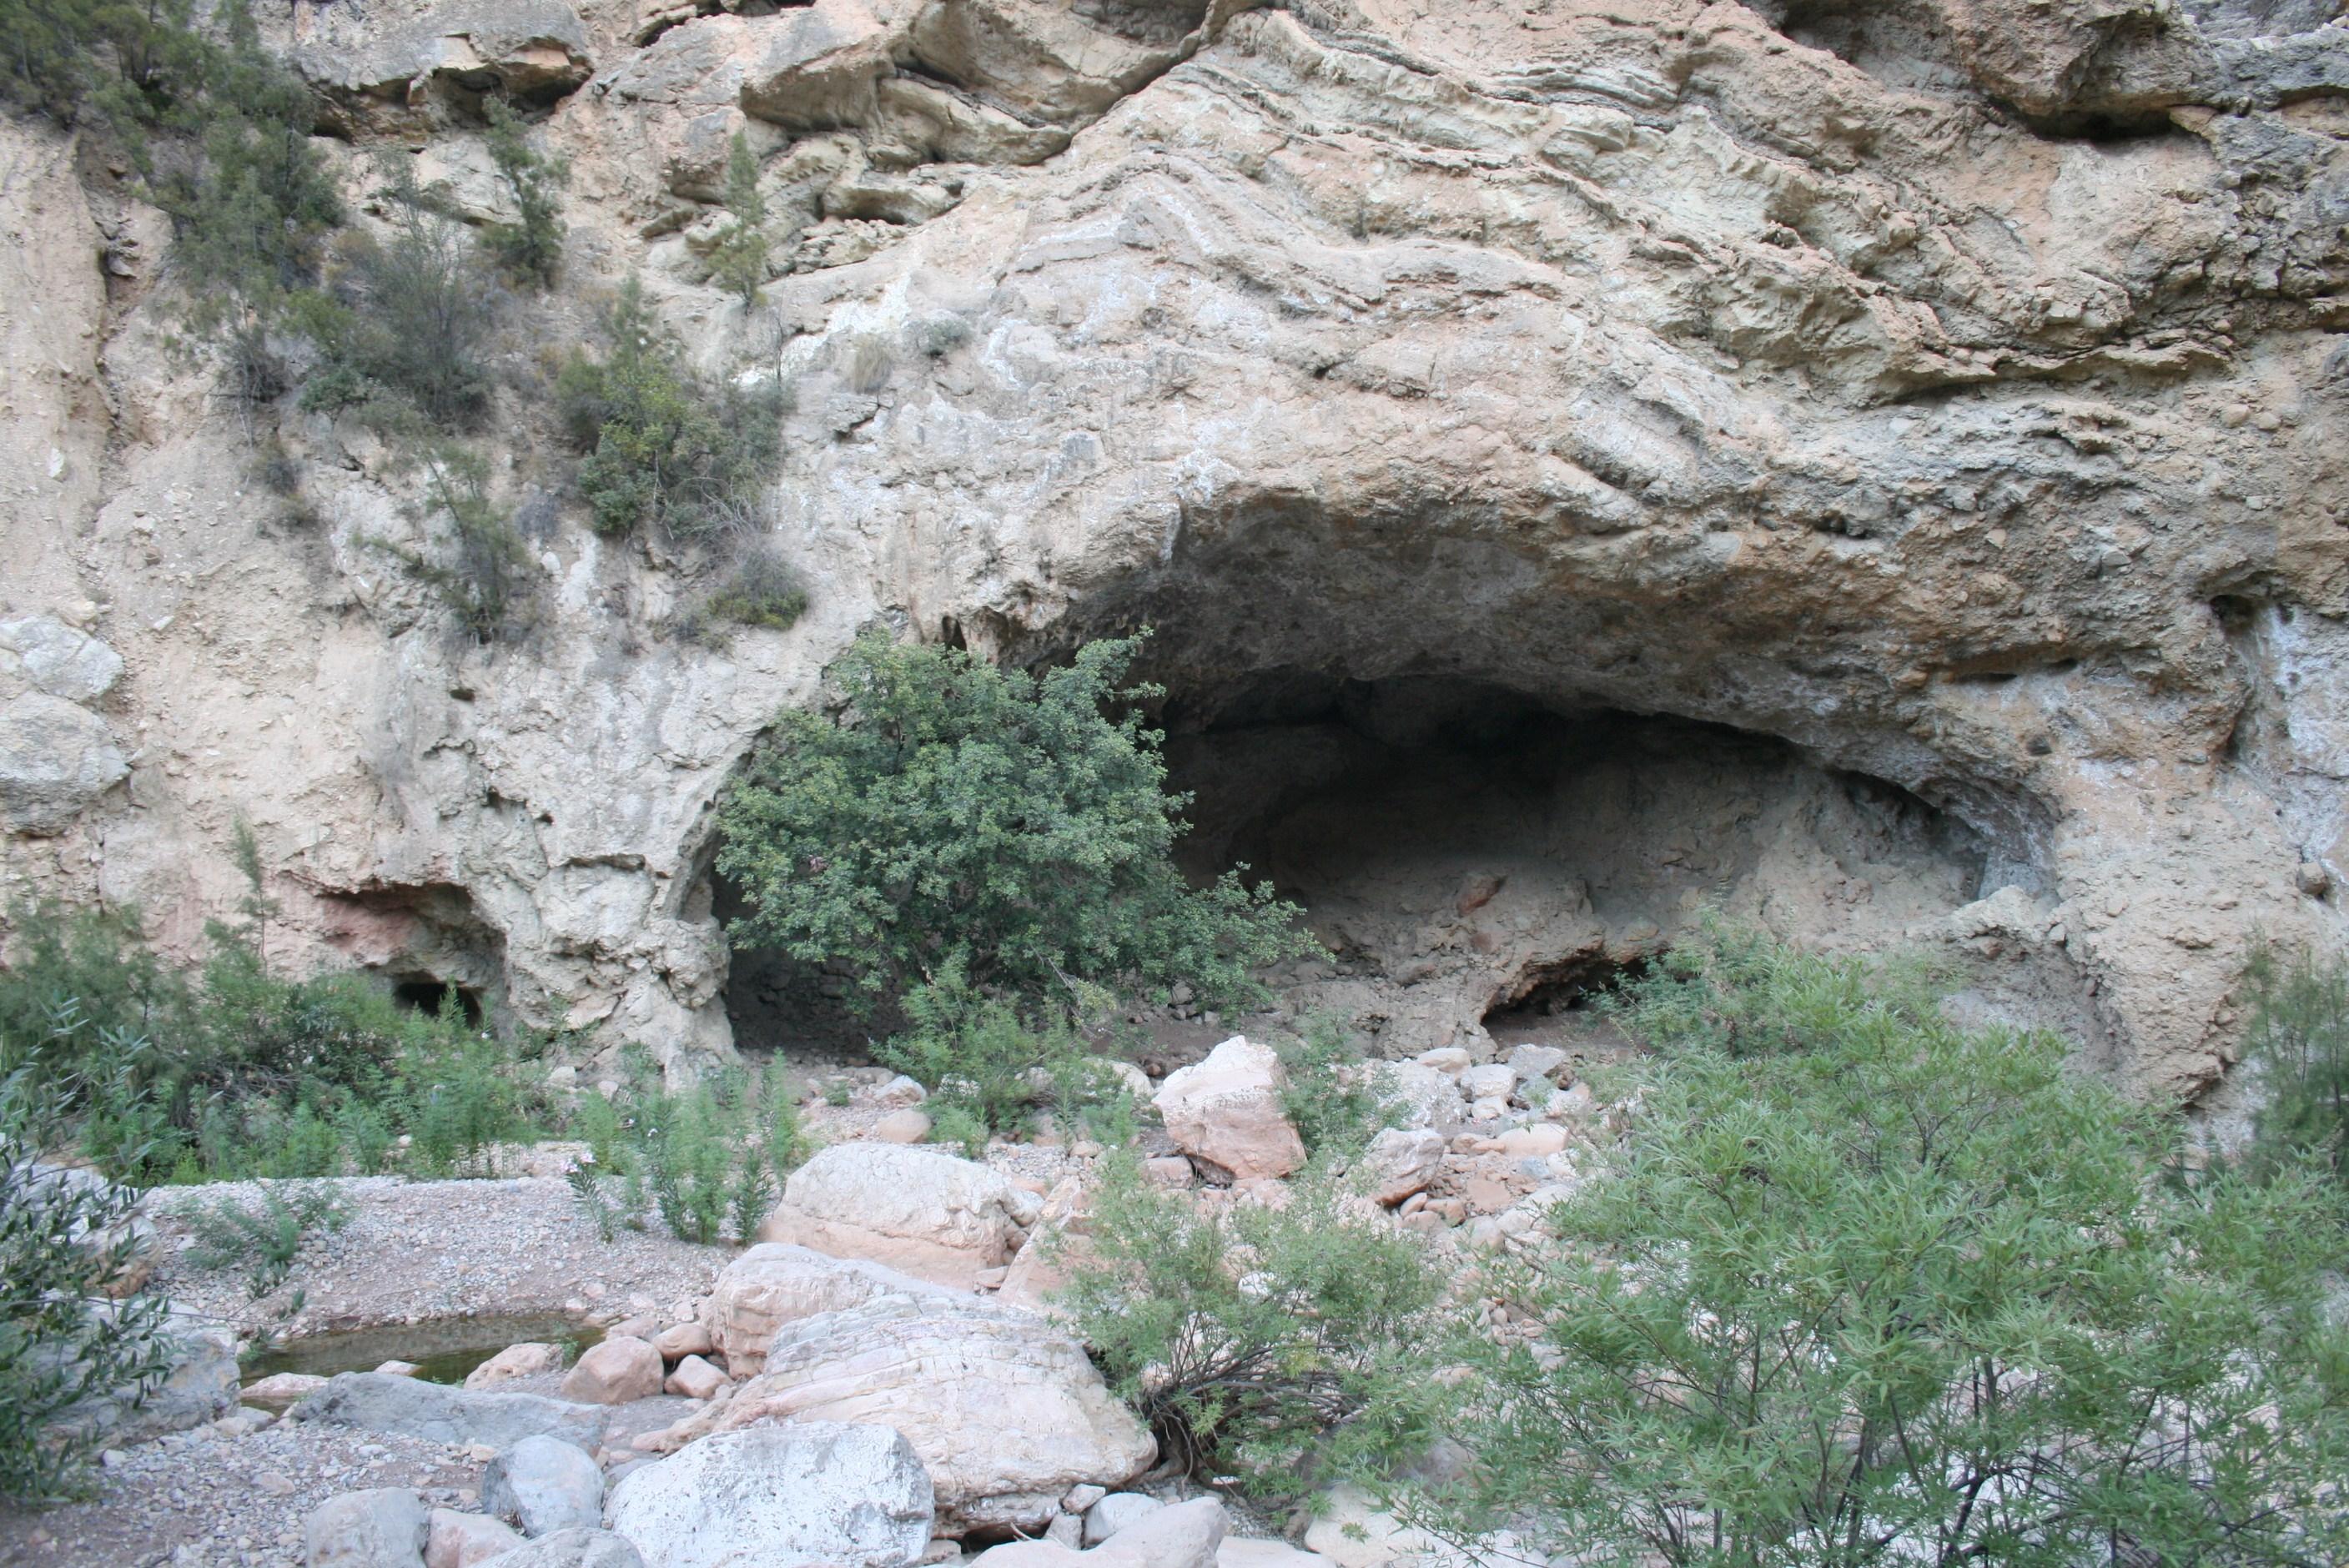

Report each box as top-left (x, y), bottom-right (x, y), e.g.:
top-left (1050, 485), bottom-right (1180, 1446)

top-left (190, 1031), bottom-right (1590, 1568)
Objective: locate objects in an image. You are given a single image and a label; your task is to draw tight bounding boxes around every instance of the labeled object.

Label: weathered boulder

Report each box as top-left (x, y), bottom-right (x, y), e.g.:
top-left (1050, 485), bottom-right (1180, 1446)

top-left (649, 1321), bottom-right (711, 1361)
top-left (0, 693), bottom-right (126, 834)
top-left (996, 1173), bottom-right (1091, 1314)
top-left (602, 1422), bottom-right (932, 1568)
top-left (872, 1108), bottom-right (933, 1143)
top-left (1153, 1038), bottom-right (1304, 1183)
top-left (0, 615), bottom-right (121, 701)
top-left (1377, 1064), bottom-right (1465, 1135)
top-left (1363, 1129), bottom-right (1445, 1208)
top-left (559, 1337), bottom-right (662, 1405)
top-left (483, 1436), bottom-right (602, 1537)
top-left (475, 1530), bottom-right (646, 1568)
top-left (701, 1242), bottom-right (952, 1373)
top-left (465, 1344), bottom-right (566, 1390)
top-left (661, 1354), bottom-right (726, 1400)
top-left (427, 1510), bottom-right (522, 1568)
top-left (756, 1144), bottom-right (1041, 1289)
top-left (246, 1371), bottom-right (331, 1411)
top-left (666, 1294), bottom-right (1155, 1531)
top-left (307, 1489), bottom-right (430, 1568)
top-left (970, 1498), bottom-right (1226, 1568)
top-left (1084, 1494), bottom-right (1164, 1546)
top-left (294, 1373), bottom-right (609, 1453)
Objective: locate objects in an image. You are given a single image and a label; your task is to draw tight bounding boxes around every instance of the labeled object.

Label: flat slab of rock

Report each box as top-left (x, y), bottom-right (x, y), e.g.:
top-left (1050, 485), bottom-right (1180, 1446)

top-left (669, 1294), bottom-right (1154, 1531)
top-left (294, 1373), bottom-right (609, 1454)
top-left (701, 1243), bottom-right (953, 1374)
top-left (756, 1144), bottom-right (1043, 1289)
top-left (1153, 1038), bottom-right (1305, 1182)
top-left (475, 1529), bottom-right (646, 1568)
top-left (604, 1422), bottom-right (931, 1568)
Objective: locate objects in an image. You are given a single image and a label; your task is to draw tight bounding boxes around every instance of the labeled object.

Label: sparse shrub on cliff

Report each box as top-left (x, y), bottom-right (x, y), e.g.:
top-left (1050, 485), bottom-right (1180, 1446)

top-left (707, 129), bottom-right (772, 309)
top-left (481, 98), bottom-right (568, 291)
top-left (556, 276), bottom-right (785, 540)
top-left (1056, 1152), bottom-right (1441, 1490)
top-left (297, 161), bottom-right (497, 431)
top-left (2243, 944), bottom-right (2349, 1193)
top-left (719, 631), bottom-right (1311, 1013)
top-left (370, 445), bottom-right (539, 643)
top-left (1426, 925), bottom-right (2349, 1568)
top-left (0, 1076), bottom-right (175, 1504)
top-left (705, 543), bottom-right (808, 633)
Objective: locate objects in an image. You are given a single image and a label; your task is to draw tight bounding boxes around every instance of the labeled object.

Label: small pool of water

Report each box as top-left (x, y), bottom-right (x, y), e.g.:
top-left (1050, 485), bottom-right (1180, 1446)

top-left (242, 1313), bottom-right (604, 1386)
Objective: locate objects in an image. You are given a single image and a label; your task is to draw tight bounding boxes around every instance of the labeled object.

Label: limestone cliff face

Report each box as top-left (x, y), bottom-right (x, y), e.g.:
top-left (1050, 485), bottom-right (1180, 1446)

top-left (3, 0), bottom-right (2345, 1098)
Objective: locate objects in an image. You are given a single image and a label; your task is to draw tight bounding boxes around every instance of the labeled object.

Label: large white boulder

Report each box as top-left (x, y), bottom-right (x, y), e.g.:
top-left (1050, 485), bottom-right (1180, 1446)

top-left (483, 1436), bottom-right (602, 1537)
top-left (702, 1243), bottom-right (954, 1373)
top-left (603, 1422), bottom-right (931, 1568)
top-left (757, 1144), bottom-right (1043, 1289)
top-left (665, 1294), bottom-right (1154, 1532)
top-left (1153, 1038), bottom-right (1305, 1182)
top-left (969, 1498), bottom-right (1226, 1568)
top-left (307, 1489), bottom-right (430, 1568)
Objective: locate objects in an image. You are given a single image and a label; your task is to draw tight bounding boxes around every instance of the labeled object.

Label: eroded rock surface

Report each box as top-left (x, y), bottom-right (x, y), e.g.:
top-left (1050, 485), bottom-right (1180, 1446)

top-left (2, 0), bottom-right (2345, 1103)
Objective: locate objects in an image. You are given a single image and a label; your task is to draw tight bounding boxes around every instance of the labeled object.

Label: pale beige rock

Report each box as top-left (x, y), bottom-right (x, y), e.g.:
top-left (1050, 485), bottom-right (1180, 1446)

top-left (650, 1321), bottom-right (711, 1362)
top-left (465, 1344), bottom-right (566, 1391)
top-left (757, 1143), bottom-right (1038, 1289)
top-left (871, 1108), bottom-right (933, 1143)
top-left (559, 1338), bottom-right (661, 1405)
top-left (243, 1372), bottom-right (329, 1411)
top-left (661, 1354), bottom-right (727, 1400)
top-left (996, 1173), bottom-right (1092, 1315)
top-left (701, 1242), bottom-right (952, 1375)
top-left (659, 1294), bottom-right (1155, 1532)
top-left (1153, 1038), bottom-right (1304, 1183)
top-left (1363, 1129), bottom-right (1445, 1207)
top-left (969, 1498), bottom-right (1225, 1568)
top-left (426, 1509), bottom-right (521, 1568)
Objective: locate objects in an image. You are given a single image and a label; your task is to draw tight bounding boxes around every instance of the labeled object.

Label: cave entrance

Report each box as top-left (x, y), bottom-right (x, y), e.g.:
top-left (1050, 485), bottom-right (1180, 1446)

top-left (392, 977), bottom-right (485, 1027)
top-left (1480, 954), bottom-right (1647, 1054)
top-left (1156, 671), bottom-right (1989, 1056)
top-left (711, 864), bottom-right (877, 1061)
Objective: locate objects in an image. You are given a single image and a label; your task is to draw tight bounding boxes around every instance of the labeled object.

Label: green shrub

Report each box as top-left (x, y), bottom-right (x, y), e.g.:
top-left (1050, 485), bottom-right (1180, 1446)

top-left (716, 632), bottom-right (1314, 1031)
top-left (708, 130), bottom-right (772, 308)
top-left (2243, 944), bottom-right (2349, 1190)
top-left (556, 277), bottom-right (783, 540)
top-left (298, 161), bottom-right (495, 430)
top-left (705, 544), bottom-right (808, 632)
top-left (0, 1076), bottom-right (174, 1504)
top-left (1436, 925), bottom-right (2349, 1568)
top-left (1055, 1152), bottom-right (1441, 1489)
top-left (481, 98), bottom-right (568, 290)
top-left (183, 1182), bottom-right (347, 1297)
top-left (371, 446), bottom-right (537, 642)
top-left (562, 1065), bottom-right (807, 1246)
top-left (1276, 1012), bottom-right (1394, 1158)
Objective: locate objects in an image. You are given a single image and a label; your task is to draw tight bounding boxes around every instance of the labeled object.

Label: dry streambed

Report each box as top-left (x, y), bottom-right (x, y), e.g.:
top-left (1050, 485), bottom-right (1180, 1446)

top-left (4, 1048), bottom-right (1610, 1568)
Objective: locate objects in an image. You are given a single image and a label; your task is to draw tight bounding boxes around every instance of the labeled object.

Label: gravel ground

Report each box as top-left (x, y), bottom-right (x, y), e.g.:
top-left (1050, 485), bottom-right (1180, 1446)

top-left (0, 1415), bottom-right (477, 1568)
top-left (144, 1176), bottom-right (736, 1341)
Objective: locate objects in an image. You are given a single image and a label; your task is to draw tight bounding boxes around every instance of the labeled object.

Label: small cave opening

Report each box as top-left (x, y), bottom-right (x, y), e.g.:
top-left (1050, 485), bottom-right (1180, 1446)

top-left (391, 977), bottom-right (485, 1027)
top-left (1156, 670), bottom-right (1991, 1055)
top-left (711, 862), bottom-right (876, 1062)
top-left (1479, 954), bottom-right (1649, 1054)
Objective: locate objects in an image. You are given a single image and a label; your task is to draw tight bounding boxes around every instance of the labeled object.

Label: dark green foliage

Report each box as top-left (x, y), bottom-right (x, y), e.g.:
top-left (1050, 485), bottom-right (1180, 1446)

top-left (0, 899), bottom-right (545, 1186)
top-left (706, 544), bottom-right (808, 632)
top-left (0, 1076), bottom-right (174, 1504)
top-left (371, 446), bottom-right (538, 642)
top-left (183, 1182), bottom-right (347, 1297)
top-left (299, 161), bottom-right (497, 430)
top-left (1055, 1153), bottom-right (1441, 1489)
top-left (1436, 925), bottom-right (2349, 1568)
top-left (885, 969), bottom-right (1137, 1137)
top-left (716, 632), bottom-right (1314, 1032)
top-left (564, 1066), bottom-right (807, 1246)
top-left (2243, 944), bottom-right (2349, 1190)
top-left (707, 130), bottom-right (771, 308)
top-left (556, 277), bottom-right (784, 540)
top-left (1276, 1012), bottom-right (1395, 1157)
top-left (481, 98), bottom-right (568, 290)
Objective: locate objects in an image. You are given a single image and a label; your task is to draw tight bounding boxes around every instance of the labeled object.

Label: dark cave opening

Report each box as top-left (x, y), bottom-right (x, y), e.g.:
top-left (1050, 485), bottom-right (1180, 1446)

top-left (392, 977), bottom-right (485, 1027)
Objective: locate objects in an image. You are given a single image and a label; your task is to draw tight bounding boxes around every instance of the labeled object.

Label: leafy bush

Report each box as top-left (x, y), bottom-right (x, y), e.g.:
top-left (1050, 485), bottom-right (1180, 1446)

top-left (1055, 1153), bottom-right (1441, 1488)
top-left (0, 1073), bottom-right (175, 1504)
top-left (184, 1183), bottom-right (347, 1297)
top-left (1437, 925), bottom-right (2349, 1568)
top-left (707, 130), bottom-right (771, 308)
top-left (481, 98), bottom-right (568, 290)
top-left (2243, 944), bottom-right (2349, 1190)
top-left (556, 277), bottom-right (783, 540)
top-left (884, 967), bottom-right (1140, 1137)
top-left (565, 1066), bottom-right (807, 1246)
top-left (1276, 1012), bottom-right (1394, 1158)
top-left (298, 161), bottom-right (497, 430)
top-left (705, 544), bottom-right (808, 632)
top-left (716, 632), bottom-right (1314, 1034)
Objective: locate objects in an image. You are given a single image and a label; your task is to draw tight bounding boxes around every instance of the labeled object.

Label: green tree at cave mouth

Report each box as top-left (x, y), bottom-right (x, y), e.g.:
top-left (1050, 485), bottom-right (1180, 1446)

top-left (715, 631), bottom-right (1315, 1029)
